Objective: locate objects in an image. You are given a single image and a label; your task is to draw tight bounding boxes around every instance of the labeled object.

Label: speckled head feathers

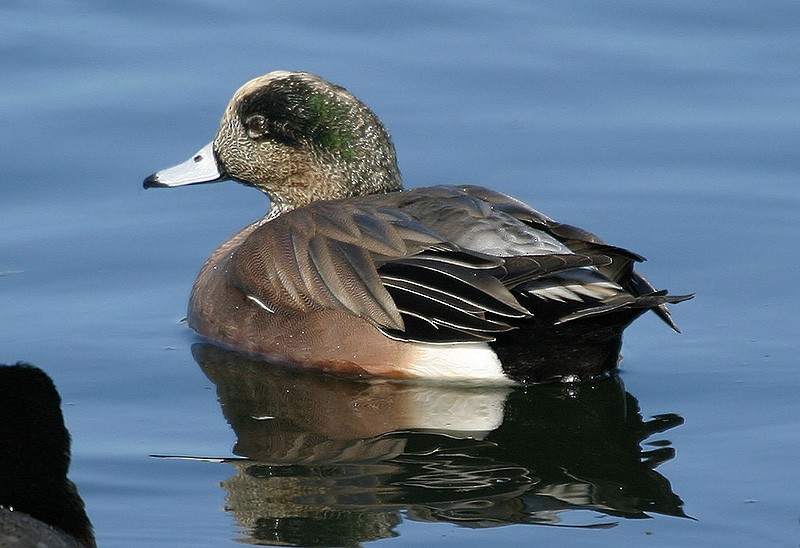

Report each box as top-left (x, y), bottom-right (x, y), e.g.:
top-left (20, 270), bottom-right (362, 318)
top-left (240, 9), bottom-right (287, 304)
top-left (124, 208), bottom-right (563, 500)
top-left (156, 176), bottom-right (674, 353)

top-left (213, 71), bottom-right (402, 215)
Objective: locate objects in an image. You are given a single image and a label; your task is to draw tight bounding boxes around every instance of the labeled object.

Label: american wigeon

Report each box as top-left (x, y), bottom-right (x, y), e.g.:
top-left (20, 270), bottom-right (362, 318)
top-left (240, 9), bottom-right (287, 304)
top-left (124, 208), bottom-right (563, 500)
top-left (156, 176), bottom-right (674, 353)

top-left (144, 71), bottom-right (691, 384)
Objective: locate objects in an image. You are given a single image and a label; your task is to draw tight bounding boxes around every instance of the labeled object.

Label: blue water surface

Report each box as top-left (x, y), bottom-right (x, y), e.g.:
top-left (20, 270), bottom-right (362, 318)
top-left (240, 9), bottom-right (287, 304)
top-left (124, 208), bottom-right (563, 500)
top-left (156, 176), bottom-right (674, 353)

top-left (1, 1), bottom-right (799, 546)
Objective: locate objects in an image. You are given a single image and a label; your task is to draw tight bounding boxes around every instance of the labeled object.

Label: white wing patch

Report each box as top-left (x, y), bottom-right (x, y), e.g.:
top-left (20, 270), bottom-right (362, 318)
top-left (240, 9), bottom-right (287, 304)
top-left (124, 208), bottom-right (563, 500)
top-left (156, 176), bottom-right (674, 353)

top-left (528, 281), bottom-right (622, 302)
top-left (246, 294), bottom-right (275, 313)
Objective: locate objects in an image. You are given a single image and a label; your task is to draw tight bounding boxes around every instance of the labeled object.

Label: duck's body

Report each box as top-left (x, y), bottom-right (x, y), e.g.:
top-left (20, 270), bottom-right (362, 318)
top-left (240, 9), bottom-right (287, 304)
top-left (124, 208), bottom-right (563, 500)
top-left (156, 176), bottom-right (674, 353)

top-left (145, 71), bottom-right (691, 384)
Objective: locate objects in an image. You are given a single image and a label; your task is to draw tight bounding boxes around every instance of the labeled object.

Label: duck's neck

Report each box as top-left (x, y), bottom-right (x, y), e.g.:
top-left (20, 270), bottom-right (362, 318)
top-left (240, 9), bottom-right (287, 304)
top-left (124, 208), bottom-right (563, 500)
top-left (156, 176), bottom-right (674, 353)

top-left (262, 171), bottom-right (404, 221)
top-left (264, 197), bottom-right (293, 222)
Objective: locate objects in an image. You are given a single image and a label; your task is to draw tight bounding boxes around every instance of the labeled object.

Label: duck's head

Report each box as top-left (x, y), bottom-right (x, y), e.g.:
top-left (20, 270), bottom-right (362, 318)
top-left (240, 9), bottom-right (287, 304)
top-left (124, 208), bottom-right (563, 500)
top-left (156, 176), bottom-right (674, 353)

top-left (144, 71), bottom-right (402, 216)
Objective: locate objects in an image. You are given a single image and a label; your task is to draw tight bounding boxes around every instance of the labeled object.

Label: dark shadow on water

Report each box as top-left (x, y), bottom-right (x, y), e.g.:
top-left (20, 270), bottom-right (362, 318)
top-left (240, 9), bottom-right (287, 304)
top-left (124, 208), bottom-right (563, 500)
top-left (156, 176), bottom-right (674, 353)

top-left (191, 343), bottom-right (686, 547)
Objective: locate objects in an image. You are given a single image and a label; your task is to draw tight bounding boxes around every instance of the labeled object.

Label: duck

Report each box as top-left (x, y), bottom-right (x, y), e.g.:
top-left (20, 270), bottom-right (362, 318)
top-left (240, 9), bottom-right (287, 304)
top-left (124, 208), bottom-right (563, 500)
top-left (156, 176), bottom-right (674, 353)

top-left (144, 71), bottom-right (691, 384)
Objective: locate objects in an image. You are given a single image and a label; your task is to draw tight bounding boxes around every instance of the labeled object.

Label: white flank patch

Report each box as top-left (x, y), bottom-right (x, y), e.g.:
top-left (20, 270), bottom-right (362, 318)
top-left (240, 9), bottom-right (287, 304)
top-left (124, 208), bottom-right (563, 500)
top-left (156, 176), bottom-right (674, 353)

top-left (406, 342), bottom-right (513, 384)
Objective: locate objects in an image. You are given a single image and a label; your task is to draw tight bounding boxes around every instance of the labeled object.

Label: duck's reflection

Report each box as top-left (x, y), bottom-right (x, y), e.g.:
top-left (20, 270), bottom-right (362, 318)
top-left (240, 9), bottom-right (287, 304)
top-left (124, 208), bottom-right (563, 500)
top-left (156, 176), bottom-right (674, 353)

top-left (0, 363), bottom-right (95, 548)
top-left (193, 343), bottom-right (685, 546)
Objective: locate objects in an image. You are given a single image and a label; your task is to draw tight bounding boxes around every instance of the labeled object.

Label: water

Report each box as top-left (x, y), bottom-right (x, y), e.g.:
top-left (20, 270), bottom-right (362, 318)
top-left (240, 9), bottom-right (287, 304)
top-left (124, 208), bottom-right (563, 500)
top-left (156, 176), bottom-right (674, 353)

top-left (2, 1), bottom-right (799, 546)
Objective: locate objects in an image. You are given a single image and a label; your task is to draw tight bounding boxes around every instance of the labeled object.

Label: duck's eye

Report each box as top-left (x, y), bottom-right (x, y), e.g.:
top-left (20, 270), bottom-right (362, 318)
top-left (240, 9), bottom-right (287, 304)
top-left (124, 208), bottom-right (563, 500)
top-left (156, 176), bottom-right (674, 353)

top-left (245, 115), bottom-right (268, 138)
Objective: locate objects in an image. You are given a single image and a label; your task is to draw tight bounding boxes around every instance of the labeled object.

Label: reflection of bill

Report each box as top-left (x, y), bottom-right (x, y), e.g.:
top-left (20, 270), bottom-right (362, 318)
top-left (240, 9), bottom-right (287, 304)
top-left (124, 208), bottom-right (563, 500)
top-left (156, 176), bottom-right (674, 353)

top-left (189, 343), bottom-right (687, 546)
top-left (0, 363), bottom-right (95, 548)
